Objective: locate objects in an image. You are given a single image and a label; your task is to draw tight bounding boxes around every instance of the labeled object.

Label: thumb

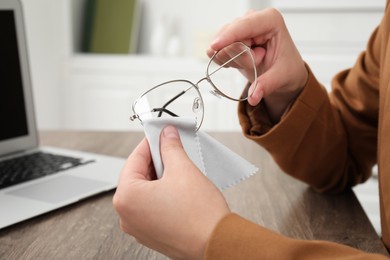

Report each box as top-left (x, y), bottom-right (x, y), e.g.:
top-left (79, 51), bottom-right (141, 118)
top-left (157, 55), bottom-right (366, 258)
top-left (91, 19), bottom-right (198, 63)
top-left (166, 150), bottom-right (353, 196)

top-left (160, 125), bottom-right (192, 175)
top-left (247, 64), bottom-right (287, 106)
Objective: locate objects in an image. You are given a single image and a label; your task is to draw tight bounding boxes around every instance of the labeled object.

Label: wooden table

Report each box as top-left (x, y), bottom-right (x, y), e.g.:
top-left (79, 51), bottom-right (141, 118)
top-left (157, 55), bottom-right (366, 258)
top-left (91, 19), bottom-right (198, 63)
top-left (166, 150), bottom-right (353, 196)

top-left (0, 131), bottom-right (388, 259)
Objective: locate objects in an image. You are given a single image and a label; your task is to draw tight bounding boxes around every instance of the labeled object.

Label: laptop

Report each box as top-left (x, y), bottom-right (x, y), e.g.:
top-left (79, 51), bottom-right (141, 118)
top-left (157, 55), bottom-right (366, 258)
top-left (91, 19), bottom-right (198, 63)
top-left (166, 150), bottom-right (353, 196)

top-left (0, 0), bottom-right (125, 229)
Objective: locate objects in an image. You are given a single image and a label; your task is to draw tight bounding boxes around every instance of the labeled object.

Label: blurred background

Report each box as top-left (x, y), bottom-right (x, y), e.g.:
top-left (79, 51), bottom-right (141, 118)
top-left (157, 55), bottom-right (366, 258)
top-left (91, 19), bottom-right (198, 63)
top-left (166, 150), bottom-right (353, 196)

top-left (23, 0), bottom-right (385, 131)
top-left (22, 0), bottom-right (385, 233)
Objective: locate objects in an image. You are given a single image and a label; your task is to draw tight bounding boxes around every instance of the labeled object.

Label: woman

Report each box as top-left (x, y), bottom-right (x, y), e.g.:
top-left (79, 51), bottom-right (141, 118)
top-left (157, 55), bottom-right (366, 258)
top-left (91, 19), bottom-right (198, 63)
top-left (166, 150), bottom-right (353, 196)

top-left (113, 2), bottom-right (390, 259)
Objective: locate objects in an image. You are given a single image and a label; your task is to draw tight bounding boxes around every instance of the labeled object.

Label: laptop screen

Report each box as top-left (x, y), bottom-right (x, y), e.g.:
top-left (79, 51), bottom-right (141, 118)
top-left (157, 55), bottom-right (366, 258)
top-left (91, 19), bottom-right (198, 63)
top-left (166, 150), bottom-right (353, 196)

top-left (0, 1), bottom-right (38, 157)
top-left (0, 10), bottom-right (29, 142)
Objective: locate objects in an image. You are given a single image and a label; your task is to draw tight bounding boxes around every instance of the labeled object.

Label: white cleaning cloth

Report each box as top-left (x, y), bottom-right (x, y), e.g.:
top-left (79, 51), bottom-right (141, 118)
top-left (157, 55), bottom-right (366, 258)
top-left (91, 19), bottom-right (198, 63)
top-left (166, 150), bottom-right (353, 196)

top-left (142, 117), bottom-right (258, 190)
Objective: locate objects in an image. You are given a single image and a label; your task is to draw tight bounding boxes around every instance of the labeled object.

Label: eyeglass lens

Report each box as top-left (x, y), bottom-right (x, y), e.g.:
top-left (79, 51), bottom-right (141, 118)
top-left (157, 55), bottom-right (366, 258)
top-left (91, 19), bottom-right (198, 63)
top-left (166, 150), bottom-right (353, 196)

top-left (132, 80), bottom-right (204, 129)
top-left (131, 42), bottom-right (257, 130)
top-left (207, 42), bottom-right (256, 101)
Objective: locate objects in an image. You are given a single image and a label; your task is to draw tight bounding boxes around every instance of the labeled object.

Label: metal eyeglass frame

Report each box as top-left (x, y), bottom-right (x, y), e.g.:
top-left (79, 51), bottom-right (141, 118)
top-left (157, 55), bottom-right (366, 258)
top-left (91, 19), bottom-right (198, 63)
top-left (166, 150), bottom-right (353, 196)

top-left (129, 41), bottom-right (258, 131)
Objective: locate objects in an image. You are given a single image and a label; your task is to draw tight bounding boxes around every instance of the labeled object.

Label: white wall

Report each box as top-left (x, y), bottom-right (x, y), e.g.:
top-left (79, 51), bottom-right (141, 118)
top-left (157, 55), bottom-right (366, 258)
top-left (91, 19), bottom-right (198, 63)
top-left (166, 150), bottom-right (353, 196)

top-left (136, 0), bottom-right (251, 57)
top-left (21, 0), bottom-right (63, 129)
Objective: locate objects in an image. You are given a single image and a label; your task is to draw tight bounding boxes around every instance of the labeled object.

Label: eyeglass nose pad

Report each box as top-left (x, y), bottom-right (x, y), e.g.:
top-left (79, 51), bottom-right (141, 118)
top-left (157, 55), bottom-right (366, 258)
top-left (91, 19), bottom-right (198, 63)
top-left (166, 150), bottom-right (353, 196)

top-left (192, 97), bottom-right (202, 113)
top-left (210, 89), bottom-right (222, 99)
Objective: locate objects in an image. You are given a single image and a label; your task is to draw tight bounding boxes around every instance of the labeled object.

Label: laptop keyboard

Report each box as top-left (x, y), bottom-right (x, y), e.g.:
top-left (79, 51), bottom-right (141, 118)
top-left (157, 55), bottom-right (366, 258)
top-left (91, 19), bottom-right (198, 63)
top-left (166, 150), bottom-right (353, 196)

top-left (0, 151), bottom-right (94, 189)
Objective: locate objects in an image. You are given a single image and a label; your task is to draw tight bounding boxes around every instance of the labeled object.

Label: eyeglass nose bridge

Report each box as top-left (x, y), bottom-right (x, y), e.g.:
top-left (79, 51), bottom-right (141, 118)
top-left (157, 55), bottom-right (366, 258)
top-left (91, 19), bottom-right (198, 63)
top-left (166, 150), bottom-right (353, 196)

top-left (196, 76), bottom-right (223, 99)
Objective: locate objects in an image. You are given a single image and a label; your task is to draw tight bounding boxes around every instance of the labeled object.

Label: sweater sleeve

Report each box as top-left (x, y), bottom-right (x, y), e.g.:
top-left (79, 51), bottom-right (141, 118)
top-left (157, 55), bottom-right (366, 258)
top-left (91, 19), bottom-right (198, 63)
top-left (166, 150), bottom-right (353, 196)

top-left (204, 213), bottom-right (387, 260)
top-left (238, 54), bottom-right (379, 193)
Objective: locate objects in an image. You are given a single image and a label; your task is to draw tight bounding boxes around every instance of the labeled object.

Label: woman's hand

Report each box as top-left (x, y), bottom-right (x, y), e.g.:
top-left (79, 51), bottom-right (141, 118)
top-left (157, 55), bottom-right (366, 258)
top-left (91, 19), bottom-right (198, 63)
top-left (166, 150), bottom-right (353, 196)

top-left (208, 8), bottom-right (308, 121)
top-left (113, 126), bottom-right (230, 260)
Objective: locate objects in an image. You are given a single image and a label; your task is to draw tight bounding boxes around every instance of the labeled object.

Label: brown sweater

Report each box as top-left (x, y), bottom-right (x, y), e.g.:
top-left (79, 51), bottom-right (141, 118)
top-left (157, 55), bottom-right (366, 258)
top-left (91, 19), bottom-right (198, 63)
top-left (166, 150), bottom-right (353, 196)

top-left (204, 1), bottom-right (390, 259)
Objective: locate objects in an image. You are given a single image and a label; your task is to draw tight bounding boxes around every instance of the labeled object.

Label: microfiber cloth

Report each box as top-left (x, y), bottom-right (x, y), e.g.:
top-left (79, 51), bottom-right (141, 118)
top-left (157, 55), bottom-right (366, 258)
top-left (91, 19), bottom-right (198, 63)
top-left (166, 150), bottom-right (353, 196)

top-left (142, 117), bottom-right (258, 190)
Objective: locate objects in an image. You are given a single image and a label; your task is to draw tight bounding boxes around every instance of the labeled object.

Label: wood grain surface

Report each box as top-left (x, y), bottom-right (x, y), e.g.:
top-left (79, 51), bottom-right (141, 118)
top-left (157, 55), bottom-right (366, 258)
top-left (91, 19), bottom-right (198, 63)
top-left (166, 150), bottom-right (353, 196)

top-left (0, 131), bottom-right (387, 259)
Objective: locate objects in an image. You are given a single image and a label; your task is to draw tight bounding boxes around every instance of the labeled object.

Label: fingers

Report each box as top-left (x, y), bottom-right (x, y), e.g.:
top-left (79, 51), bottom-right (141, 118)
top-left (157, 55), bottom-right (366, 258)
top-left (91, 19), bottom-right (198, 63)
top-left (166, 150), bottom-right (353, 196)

top-left (249, 60), bottom-right (294, 105)
top-left (206, 8), bottom-right (288, 106)
top-left (247, 54), bottom-right (307, 106)
top-left (159, 126), bottom-right (193, 176)
top-left (114, 138), bottom-right (153, 217)
top-left (206, 6), bottom-right (306, 107)
top-left (118, 126), bottom-right (195, 184)
top-left (119, 138), bottom-right (152, 183)
top-left (210, 8), bottom-right (284, 51)
top-left (247, 81), bottom-right (264, 106)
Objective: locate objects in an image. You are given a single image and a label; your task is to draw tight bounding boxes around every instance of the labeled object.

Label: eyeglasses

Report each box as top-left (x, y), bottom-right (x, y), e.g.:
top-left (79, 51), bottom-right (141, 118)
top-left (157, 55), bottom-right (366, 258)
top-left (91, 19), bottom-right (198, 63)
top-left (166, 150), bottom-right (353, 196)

top-left (130, 41), bottom-right (257, 131)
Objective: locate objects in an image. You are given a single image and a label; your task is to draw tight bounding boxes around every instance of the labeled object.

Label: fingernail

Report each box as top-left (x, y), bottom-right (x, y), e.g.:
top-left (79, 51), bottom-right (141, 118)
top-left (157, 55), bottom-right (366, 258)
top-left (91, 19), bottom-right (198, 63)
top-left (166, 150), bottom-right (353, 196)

top-left (248, 84), bottom-right (263, 106)
top-left (210, 37), bottom-right (221, 49)
top-left (163, 125), bottom-right (179, 139)
top-left (248, 82), bottom-right (261, 98)
top-left (248, 82), bottom-right (256, 95)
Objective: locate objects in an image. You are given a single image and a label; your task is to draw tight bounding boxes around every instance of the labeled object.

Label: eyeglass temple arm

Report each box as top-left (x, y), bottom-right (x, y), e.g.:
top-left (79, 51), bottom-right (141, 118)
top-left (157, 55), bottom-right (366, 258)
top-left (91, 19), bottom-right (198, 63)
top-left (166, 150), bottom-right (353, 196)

top-left (157, 90), bottom-right (186, 117)
top-left (129, 107), bottom-right (178, 121)
top-left (208, 49), bottom-right (247, 77)
top-left (153, 107), bottom-right (179, 117)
